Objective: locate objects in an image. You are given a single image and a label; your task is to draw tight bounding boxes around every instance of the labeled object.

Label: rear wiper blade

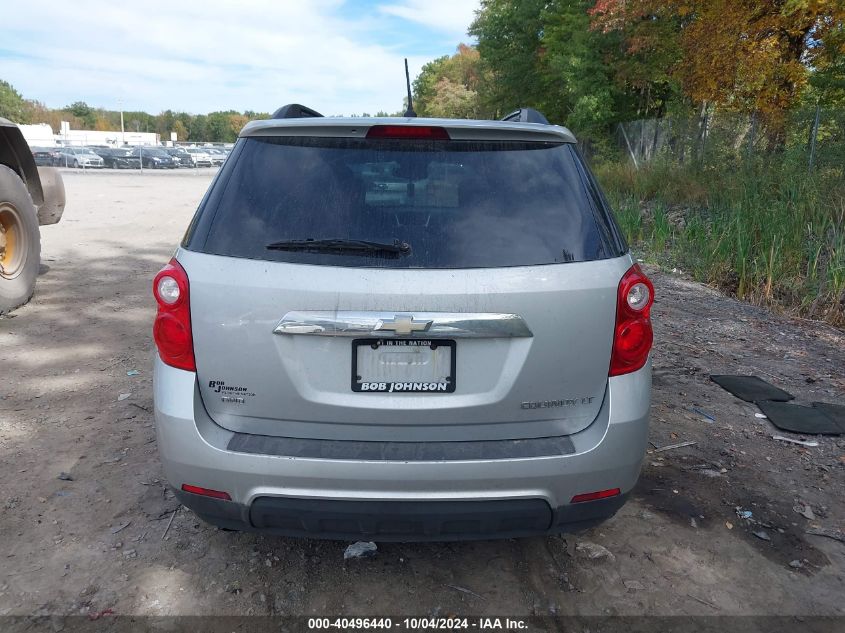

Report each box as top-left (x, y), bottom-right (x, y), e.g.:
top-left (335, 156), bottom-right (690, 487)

top-left (266, 238), bottom-right (411, 257)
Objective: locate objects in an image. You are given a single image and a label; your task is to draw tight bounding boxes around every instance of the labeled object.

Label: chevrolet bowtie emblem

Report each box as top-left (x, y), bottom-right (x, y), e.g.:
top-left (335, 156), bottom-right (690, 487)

top-left (374, 315), bottom-right (433, 335)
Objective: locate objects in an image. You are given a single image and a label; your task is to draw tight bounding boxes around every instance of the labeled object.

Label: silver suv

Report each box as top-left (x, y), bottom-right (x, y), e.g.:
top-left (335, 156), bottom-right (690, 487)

top-left (152, 106), bottom-right (654, 541)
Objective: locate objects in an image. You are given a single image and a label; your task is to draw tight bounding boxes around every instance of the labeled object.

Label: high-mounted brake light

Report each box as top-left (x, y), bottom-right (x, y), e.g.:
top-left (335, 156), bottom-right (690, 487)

top-left (181, 484), bottom-right (231, 501)
top-left (153, 258), bottom-right (195, 372)
top-left (609, 264), bottom-right (654, 377)
top-left (366, 125), bottom-right (450, 140)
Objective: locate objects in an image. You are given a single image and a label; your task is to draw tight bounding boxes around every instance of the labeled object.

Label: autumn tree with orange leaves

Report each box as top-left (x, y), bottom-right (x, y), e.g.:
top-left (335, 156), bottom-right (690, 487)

top-left (467, 0), bottom-right (843, 148)
top-left (589, 0), bottom-right (845, 126)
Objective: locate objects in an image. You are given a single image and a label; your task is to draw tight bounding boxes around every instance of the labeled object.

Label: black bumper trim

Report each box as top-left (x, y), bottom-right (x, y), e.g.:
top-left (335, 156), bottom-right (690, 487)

top-left (250, 497), bottom-right (553, 539)
top-left (226, 432), bottom-right (575, 461)
top-left (174, 489), bottom-right (628, 541)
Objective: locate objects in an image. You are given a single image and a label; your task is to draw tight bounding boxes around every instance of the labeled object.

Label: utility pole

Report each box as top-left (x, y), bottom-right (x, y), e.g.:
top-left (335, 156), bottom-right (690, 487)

top-left (119, 99), bottom-right (125, 146)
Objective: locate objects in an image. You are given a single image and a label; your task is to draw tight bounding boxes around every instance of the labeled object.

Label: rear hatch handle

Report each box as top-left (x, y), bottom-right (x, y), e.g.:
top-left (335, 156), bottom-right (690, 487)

top-left (273, 311), bottom-right (533, 338)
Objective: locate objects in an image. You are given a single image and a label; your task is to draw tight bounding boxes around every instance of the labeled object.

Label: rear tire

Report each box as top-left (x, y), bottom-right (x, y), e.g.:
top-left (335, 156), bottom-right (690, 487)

top-left (0, 165), bottom-right (41, 314)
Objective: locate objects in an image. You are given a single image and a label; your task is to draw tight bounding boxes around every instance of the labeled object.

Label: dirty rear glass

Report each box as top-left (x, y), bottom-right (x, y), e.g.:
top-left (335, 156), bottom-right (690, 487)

top-left (187, 136), bottom-right (621, 268)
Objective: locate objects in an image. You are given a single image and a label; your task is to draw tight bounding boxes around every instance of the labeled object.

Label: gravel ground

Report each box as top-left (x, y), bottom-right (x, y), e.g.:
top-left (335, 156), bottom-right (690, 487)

top-left (1, 169), bottom-right (843, 623)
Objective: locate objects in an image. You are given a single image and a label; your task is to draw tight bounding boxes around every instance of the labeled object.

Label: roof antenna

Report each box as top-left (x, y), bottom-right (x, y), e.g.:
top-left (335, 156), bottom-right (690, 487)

top-left (404, 58), bottom-right (417, 117)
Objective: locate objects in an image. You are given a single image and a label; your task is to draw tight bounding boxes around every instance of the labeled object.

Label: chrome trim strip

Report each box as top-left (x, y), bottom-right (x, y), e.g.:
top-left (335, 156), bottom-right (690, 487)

top-left (273, 311), bottom-right (533, 338)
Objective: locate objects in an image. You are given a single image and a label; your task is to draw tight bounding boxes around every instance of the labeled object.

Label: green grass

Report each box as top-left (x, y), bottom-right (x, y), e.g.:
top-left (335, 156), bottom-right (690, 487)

top-left (595, 159), bottom-right (845, 326)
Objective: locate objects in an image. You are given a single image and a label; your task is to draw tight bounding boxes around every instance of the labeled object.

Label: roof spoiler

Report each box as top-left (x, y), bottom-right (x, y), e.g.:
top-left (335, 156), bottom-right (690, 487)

top-left (500, 108), bottom-right (550, 125)
top-left (272, 104), bottom-right (324, 119)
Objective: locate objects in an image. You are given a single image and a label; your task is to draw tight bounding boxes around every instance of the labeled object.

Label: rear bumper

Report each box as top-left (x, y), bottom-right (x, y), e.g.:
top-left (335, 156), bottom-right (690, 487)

top-left (175, 488), bottom-right (628, 541)
top-left (154, 357), bottom-right (650, 541)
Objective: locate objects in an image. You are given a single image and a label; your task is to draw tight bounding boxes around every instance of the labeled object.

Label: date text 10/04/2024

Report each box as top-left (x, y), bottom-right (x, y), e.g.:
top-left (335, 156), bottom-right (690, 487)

top-left (307, 618), bottom-right (529, 630)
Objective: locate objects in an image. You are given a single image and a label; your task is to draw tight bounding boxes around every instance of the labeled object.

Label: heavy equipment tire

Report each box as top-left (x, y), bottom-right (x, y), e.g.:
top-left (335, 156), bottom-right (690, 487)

top-left (0, 165), bottom-right (41, 314)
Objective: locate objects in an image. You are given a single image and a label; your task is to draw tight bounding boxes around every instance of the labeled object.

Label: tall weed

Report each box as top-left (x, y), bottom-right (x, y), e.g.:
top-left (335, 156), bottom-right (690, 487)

top-left (595, 160), bottom-right (845, 325)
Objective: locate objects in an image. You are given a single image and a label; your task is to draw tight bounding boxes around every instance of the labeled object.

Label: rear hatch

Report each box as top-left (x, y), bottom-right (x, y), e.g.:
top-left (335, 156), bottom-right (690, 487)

top-left (180, 121), bottom-right (629, 442)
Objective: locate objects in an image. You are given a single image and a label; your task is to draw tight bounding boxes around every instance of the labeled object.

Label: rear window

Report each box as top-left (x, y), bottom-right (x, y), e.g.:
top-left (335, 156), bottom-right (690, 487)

top-left (185, 136), bottom-right (624, 268)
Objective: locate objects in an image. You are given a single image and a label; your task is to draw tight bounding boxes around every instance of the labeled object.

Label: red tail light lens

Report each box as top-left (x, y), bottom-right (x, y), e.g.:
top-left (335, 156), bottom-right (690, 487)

top-left (366, 125), bottom-right (450, 140)
top-left (153, 259), bottom-right (195, 371)
top-left (571, 488), bottom-right (621, 503)
top-left (181, 484), bottom-right (231, 501)
top-left (609, 264), bottom-right (654, 376)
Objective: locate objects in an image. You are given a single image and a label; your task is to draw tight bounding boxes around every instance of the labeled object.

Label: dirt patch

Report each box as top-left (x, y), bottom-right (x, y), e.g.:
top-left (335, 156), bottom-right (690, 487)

top-left (635, 464), bottom-right (828, 571)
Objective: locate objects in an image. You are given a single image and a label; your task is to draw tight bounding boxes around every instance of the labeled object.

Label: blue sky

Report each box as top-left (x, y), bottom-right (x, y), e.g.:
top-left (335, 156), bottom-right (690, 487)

top-left (1, 0), bottom-right (479, 115)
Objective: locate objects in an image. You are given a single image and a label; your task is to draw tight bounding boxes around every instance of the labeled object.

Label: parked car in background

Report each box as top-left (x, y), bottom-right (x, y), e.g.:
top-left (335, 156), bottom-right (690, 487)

top-left (204, 147), bottom-right (226, 166)
top-left (183, 147), bottom-right (213, 167)
top-left (164, 147), bottom-right (194, 168)
top-left (56, 147), bottom-right (104, 168)
top-left (129, 146), bottom-right (177, 169)
top-left (31, 147), bottom-right (62, 166)
top-left (91, 147), bottom-right (141, 169)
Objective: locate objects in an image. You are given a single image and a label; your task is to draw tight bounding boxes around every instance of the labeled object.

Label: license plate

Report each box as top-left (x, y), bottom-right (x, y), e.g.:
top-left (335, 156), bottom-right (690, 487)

top-left (352, 338), bottom-right (456, 393)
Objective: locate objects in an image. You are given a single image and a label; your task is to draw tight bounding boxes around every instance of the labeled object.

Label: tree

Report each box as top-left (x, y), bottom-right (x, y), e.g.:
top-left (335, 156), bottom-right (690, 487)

top-left (429, 79), bottom-right (480, 118)
top-left (541, 1), bottom-right (631, 136)
top-left (413, 55), bottom-right (450, 115)
top-left (589, 0), bottom-right (845, 125)
top-left (0, 79), bottom-right (289, 141)
top-left (64, 101), bottom-right (96, 128)
top-left (172, 119), bottom-right (188, 142)
top-left (156, 110), bottom-right (175, 137)
top-left (807, 7), bottom-right (845, 106)
top-left (413, 44), bottom-right (488, 118)
top-left (0, 80), bottom-right (31, 123)
top-left (467, 0), bottom-right (670, 131)
top-left (227, 113), bottom-right (249, 138)
top-left (26, 100), bottom-right (80, 133)
top-left (93, 114), bottom-right (115, 131)
top-left (123, 109), bottom-right (155, 133)
top-left (469, 0), bottom-right (550, 117)
top-left (206, 111), bottom-right (242, 142)
top-left (189, 114), bottom-right (208, 141)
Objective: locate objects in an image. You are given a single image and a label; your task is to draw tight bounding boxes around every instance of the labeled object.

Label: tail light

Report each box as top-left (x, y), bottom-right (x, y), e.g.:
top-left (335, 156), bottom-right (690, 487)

top-left (153, 258), bottom-right (195, 371)
top-left (609, 264), bottom-right (654, 376)
top-left (181, 484), bottom-right (231, 501)
top-left (571, 488), bottom-right (621, 503)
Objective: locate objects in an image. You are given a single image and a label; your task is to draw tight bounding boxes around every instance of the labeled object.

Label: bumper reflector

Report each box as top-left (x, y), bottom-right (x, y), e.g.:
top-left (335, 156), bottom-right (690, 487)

top-left (181, 484), bottom-right (232, 501)
top-left (571, 488), bottom-right (621, 504)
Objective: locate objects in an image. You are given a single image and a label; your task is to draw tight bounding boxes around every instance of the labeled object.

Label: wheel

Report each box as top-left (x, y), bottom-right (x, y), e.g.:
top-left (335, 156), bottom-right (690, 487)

top-left (0, 165), bottom-right (41, 314)
top-left (73, 159), bottom-right (79, 168)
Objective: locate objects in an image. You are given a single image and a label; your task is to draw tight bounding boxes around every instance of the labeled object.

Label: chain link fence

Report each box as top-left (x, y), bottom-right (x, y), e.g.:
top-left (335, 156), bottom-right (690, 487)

top-left (615, 106), bottom-right (845, 173)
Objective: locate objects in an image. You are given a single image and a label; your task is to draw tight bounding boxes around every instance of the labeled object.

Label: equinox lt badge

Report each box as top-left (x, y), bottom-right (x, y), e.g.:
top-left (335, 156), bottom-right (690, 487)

top-left (521, 397), bottom-right (595, 410)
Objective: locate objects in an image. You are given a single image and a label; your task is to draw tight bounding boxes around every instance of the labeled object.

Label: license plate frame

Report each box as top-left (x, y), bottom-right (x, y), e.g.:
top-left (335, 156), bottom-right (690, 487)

top-left (351, 338), bottom-right (456, 393)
